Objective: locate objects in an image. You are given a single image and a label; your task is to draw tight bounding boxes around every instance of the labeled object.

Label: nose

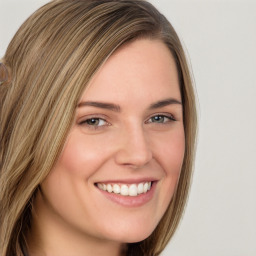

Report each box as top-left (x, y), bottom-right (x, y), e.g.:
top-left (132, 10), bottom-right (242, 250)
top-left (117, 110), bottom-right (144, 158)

top-left (114, 124), bottom-right (153, 168)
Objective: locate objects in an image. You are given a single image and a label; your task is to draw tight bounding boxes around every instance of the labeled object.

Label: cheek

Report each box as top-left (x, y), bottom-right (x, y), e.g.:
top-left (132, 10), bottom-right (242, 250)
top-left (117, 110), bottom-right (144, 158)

top-left (38, 131), bottom-right (115, 234)
top-left (164, 130), bottom-right (185, 185)
top-left (154, 128), bottom-right (185, 175)
top-left (57, 130), bottom-right (111, 178)
top-left (153, 129), bottom-right (185, 211)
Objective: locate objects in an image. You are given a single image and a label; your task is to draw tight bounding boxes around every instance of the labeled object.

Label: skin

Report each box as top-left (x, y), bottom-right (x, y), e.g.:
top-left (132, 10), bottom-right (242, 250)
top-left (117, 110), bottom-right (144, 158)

top-left (28, 39), bottom-right (185, 256)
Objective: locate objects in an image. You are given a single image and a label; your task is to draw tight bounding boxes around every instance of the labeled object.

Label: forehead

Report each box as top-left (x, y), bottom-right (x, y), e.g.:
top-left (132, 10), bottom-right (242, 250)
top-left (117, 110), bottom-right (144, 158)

top-left (80, 39), bottom-right (180, 104)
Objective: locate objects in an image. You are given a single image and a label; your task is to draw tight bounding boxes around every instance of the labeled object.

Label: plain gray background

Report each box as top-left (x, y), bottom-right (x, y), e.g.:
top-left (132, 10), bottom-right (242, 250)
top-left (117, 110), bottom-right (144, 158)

top-left (0, 0), bottom-right (256, 255)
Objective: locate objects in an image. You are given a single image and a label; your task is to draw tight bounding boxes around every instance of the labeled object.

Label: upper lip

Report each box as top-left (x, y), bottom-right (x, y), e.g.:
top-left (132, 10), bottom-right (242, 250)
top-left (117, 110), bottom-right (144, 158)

top-left (95, 178), bottom-right (158, 184)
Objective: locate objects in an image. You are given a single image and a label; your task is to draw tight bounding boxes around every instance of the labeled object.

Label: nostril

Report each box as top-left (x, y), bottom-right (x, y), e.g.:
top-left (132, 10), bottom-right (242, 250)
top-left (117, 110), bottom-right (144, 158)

top-left (115, 149), bottom-right (152, 168)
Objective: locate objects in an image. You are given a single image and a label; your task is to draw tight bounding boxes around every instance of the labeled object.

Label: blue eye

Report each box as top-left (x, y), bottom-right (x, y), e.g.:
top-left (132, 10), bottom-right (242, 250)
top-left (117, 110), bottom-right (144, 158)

top-left (148, 114), bottom-right (175, 123)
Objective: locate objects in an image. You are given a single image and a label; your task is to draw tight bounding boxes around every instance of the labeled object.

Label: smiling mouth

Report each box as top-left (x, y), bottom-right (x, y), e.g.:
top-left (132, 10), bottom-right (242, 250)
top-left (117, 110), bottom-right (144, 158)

top-left (96, 182), bottom-right (152, 197)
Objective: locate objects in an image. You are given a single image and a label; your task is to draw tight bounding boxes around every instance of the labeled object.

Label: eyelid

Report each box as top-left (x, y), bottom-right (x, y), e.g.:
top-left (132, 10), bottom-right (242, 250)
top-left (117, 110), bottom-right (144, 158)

top-left (77, 113), bottom-right (108, 123)
top-left (146, 112), bottom-right (177, 123)
top-left (77, 114), bottom-right (111, 130)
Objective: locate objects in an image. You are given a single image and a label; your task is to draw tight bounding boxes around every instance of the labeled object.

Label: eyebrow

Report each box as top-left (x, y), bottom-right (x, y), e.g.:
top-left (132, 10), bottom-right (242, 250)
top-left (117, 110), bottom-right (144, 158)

top-left (77, 101), bottom-right (121, 112)
top-left (149, 98), bottom-right (182, 109)
top-left (77, 98), bottom-right (182, 112)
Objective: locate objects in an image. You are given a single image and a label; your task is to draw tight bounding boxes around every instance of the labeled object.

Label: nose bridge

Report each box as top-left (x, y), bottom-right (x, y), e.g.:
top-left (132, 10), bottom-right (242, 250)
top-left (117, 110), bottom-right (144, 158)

top-left (115, 121), bottom-right (152, 168)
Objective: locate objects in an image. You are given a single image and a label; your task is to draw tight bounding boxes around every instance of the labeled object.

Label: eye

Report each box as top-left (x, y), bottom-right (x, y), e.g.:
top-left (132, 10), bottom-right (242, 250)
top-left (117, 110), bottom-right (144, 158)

top-left (85, 118), bottom-right (105, 126)
top-left (79, 117), bottom-right (109, 129)
top-left (147, 114), bottom-right (176, 124)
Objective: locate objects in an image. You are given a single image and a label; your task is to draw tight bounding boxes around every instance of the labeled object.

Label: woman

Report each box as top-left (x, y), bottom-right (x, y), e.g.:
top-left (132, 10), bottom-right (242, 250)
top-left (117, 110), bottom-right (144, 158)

top-left (0, 0), bottom-right (197, 255)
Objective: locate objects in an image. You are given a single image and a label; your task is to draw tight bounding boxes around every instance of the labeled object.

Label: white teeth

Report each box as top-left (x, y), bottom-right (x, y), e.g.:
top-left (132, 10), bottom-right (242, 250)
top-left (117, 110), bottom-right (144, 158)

top-left (113, 184), bottom-right (120, 194)
top-left (97, 182), bottom-right (152, 197)
top-left (129, 184), bottom-right (138, 196)
top-left (107, 184), bottom-right (112, 193)
top-left (148, 181), bottom-right (151, 190)
top-left (143, 183), bottom-right (149, 193)
top-left (120, 185), bottom-right (129, 196)
top-left (97, 183), bottom-right (103, 190)
top-left (138, 183), bottom-right (144, 194)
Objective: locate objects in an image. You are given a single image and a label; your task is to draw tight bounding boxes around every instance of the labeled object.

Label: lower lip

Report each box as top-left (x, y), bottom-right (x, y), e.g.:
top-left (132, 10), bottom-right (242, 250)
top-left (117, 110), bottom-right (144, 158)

top-left (97, 182), bottom-right (157, 207)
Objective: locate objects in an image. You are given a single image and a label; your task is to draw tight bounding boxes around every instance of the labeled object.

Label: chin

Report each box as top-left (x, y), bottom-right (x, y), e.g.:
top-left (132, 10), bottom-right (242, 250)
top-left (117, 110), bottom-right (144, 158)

top-left (123, 232), bottom-right (153, 243)
top-left (104, 222), bottom-right (157, 244)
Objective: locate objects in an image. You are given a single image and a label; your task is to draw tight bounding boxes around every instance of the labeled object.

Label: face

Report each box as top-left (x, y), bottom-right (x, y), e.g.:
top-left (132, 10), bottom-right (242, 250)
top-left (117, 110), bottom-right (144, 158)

top-left (37, 39), bottom-right (185, 245)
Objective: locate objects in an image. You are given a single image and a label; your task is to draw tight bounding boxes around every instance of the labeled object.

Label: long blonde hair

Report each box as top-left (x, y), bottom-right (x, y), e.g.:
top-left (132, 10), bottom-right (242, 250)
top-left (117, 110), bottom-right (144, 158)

top-left (0, 0), bottom-right (197, 255)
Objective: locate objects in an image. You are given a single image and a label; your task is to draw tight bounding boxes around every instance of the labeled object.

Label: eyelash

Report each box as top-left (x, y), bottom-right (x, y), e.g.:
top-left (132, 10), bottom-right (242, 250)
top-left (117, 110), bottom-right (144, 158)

top-left (79, 113), bottom-right (176, 130)
top-left (146, 114), bottom-right (176, 124)
top-left (79, 117), bottom-right (109, 130)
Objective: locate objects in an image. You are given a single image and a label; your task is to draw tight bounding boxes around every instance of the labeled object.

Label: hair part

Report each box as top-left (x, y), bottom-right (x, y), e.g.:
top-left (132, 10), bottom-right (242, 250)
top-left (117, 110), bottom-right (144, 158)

top-left (0, 1), bottom-right (197, 255)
